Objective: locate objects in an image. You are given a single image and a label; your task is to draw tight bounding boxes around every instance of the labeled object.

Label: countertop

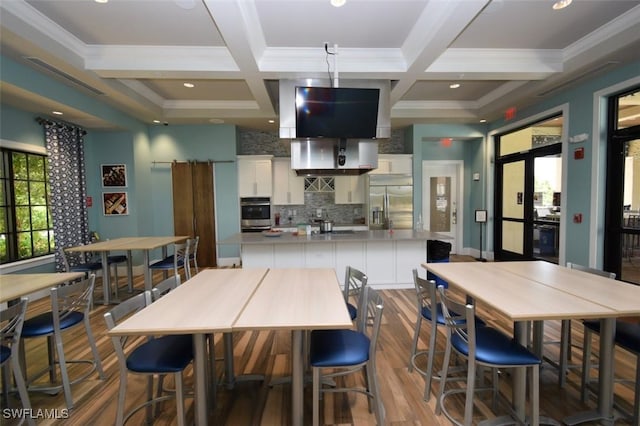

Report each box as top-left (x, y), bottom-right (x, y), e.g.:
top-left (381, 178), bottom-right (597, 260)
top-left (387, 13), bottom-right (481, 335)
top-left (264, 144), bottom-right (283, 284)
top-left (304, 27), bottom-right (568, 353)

top-left (218, 229), bottom-right (451, 245)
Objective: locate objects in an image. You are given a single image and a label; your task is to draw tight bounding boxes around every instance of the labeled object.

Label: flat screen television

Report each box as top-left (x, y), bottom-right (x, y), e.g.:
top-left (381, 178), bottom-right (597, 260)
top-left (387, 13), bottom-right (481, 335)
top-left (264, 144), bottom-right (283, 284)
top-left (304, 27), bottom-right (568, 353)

top-left (295, 86), bottom-right (379, 139)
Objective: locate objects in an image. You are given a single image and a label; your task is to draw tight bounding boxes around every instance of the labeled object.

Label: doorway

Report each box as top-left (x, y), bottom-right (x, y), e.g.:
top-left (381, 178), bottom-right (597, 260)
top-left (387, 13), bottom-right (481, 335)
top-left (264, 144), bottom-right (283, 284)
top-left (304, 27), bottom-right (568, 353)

top-left (422, 161), bottom-right (462, 254)
top-left (604, 86), bottom-right (640, 284)
top-left (171, 161), bottom-right (217, 268)
top-left (494, 116), bottom-right (563, 262)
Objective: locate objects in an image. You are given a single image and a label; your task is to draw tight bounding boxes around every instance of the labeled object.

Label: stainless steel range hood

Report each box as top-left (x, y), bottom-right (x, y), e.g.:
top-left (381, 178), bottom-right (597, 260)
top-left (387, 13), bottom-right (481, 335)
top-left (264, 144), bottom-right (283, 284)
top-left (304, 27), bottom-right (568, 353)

top-left (291, 139), bottom-right (378, 176)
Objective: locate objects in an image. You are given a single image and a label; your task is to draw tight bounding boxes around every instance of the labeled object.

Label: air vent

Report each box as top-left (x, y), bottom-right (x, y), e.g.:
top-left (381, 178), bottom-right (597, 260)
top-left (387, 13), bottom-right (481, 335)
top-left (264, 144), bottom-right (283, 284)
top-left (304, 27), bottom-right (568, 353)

top-left (536, 61), bottom-right (619, 97)
top-left (25, 57), bottom-right (105, 96)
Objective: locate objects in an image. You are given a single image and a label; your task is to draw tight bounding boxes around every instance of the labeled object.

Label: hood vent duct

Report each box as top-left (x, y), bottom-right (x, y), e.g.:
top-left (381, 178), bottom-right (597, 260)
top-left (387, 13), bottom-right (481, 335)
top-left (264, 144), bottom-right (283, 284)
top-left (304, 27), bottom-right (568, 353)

top-left (291, 139), bottom-right (378, 176)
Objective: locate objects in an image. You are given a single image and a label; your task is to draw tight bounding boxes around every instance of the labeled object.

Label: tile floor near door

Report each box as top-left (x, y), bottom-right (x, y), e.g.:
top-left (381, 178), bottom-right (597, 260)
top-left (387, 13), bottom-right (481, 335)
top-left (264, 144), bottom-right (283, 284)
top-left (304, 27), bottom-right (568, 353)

top-left (3, 260), bottom-right (638, 425)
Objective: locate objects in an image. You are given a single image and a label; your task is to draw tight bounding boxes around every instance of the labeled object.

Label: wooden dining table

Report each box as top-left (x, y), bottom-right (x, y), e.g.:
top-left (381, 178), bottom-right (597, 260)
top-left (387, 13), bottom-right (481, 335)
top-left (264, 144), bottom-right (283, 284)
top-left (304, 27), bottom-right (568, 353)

top-left (108, 267), bottom-right (351, 426)
top-left (490, 260), bottom-right (640, 425)
top-left (233, 268), bottom-right (353, 426)
top-left (66, 236), bottom-right (188, 304)
top-left (0, 272), bottom-right (85, 304)
top-left (422, 261), bottom-right (630, 425)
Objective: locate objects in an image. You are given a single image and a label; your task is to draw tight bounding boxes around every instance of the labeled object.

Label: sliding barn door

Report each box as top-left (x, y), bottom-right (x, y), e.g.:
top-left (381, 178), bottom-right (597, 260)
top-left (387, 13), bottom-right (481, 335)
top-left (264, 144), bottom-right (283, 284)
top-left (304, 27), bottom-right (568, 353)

top-left (171, 162), bottom-right (217, 268)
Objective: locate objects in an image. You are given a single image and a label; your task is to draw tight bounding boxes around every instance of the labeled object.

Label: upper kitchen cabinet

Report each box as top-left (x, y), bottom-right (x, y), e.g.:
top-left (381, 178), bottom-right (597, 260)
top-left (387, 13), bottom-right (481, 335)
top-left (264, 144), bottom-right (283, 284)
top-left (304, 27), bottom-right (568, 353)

top-left (238, 155), bottom-right (273, 197)
top-left (334, 175), bottom-right (365, 204)
top-left (272, 158), bottom-right (304, 205)
top-left (369, 154), bottom-right (413, 175)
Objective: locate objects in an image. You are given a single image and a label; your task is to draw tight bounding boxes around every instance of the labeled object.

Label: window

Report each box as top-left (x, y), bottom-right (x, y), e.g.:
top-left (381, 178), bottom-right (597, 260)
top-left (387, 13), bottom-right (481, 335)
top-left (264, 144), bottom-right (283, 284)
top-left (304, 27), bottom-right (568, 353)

top-left (0, 149), bottom-right (55, 263)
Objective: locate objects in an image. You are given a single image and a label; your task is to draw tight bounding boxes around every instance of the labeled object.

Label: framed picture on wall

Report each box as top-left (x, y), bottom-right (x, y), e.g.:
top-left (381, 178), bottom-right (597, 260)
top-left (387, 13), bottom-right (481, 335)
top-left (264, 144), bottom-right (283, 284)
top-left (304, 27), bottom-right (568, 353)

top-left (102, 192), bottom-right (128, 215)
top-left (101, 164), bottom-right (127, 187)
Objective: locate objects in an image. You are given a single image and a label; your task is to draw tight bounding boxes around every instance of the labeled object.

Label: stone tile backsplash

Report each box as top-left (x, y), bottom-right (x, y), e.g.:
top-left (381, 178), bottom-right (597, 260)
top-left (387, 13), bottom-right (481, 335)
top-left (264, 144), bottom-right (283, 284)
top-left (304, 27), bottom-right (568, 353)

top-left (273, 192), bottom-right (365, 226)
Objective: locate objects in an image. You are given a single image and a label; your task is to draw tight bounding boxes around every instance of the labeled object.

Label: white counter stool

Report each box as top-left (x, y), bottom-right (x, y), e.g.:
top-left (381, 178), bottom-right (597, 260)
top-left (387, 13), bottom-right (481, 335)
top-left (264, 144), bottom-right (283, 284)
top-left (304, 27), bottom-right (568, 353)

top-left (20, 275), bottom-right (104, 409)
top-left (1, 298), bottom-right (35, 426)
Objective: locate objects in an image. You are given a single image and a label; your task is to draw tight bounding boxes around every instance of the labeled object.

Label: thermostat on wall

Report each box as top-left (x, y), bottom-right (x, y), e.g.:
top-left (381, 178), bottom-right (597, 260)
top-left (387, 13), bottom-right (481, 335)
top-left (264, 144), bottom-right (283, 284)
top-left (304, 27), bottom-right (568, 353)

top-left (569, 133), bottom-right (589, 143)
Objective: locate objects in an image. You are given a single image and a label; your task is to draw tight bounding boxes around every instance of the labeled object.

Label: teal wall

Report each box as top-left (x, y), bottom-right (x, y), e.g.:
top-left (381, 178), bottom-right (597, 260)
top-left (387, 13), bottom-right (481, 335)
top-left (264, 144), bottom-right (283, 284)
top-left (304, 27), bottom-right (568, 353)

top-left (488, 59), bottom-right (640, 266)
top-left (410, 125), bottom-right (486, 250)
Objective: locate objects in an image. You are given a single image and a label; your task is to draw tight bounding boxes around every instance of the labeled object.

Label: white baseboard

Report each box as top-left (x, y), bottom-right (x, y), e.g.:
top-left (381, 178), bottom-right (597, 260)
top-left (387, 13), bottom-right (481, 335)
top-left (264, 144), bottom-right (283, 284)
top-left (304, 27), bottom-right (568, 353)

top-left (217, 257), bottom-right (241, 268)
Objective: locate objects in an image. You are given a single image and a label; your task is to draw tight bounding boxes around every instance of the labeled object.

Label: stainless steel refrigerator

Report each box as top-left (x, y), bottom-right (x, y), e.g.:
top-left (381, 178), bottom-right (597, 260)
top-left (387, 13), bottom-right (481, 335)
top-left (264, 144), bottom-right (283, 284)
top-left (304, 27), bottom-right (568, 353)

top-left (368, 174), bottom-right (413, 229)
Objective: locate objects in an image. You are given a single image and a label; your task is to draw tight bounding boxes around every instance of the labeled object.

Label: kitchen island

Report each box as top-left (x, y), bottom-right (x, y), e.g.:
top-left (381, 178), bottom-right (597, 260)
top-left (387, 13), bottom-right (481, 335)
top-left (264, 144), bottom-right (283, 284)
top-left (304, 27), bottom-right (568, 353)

top-left (218, 229), bottom-right (450, 289)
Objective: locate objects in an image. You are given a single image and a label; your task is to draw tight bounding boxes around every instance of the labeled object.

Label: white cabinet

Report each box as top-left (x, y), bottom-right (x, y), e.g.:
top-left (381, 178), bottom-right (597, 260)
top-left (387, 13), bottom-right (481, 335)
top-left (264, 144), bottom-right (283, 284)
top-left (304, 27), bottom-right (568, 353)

top-left (238, 155), bottom-right (273, 197)
top-left (272, 158), bottom-right (305, 205)
top-left (334, 175), bottom-right (365, 204)
top-left (369, 154), bottom-right (412, 175)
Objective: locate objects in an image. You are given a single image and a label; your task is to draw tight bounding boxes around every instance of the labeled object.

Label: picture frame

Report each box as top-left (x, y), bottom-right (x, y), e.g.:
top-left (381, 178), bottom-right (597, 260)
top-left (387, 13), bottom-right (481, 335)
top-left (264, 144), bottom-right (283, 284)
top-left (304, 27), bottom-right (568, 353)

top-left (475, 209), bottom-right (487, 223)
top-left (101, 164), bottom-right (127, 187)
top-left (102, 192), bottom-right (128, 215)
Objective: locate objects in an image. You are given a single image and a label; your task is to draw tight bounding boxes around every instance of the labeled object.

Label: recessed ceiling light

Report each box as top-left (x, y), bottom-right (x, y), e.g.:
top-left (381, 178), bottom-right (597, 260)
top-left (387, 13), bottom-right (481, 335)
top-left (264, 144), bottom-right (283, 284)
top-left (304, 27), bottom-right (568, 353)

top-left (208, 118), bottom-right (224, 124)
top-left (52, 111), bottom-right (63, 115)
top-left (94, 0), bottom-right (108, 3)
top-left (552, 0), bottom-right (572, 10)
top-left (183, 82), bottom-right (195, 88)
top-left (153, 120), bottom-right (161, 124)
top-left (449, 83), bottom-right (461, 89)
top-left (331, 0), bottom-right (346, 7)
top-left (480, 119), bottom-right (487, 123)
top-left (268, 119), bottom-right (275, 124)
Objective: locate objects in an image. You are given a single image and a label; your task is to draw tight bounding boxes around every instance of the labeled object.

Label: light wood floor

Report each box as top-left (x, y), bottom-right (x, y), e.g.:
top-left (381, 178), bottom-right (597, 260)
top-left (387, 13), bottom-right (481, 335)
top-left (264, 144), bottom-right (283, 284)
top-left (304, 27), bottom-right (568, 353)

top-left (3, 259), bottom-right (638, 425)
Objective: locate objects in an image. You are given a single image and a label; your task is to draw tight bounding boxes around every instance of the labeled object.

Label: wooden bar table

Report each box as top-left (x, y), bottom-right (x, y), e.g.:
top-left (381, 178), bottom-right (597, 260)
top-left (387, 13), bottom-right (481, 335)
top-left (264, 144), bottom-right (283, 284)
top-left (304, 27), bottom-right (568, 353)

top-left (233, 268), bottom-right (352, 426)
top-left (0, 272), bottom-right (85, 304)
top-left (108, 268), bottom-right (268, 426)
top-left (491, 260), bottom-right (640, 426)
top-left (423, 261), bottom-right (618, 424)
top-left (67, 236), bottom-right (187, 304)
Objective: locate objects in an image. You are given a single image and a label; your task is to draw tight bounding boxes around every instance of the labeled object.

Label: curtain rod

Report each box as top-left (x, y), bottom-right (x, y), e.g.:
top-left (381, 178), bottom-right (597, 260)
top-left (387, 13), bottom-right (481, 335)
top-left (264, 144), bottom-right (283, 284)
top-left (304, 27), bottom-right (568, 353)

top-left (151, 160), bottom-right (234, 165)
top-left (35, 117), bottom-right (87, 134)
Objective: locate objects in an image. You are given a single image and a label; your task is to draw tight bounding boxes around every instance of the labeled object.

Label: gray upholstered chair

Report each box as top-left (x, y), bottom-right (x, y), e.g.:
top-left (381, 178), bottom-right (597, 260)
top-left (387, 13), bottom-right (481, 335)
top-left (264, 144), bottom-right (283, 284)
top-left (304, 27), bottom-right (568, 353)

top-left (149, 240), bottom-right (192, 282)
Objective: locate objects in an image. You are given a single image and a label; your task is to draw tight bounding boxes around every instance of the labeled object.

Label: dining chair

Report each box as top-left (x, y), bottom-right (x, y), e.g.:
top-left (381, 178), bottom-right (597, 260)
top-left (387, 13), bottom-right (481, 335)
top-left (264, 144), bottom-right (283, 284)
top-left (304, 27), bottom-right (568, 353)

top-left (104, 290), bottom-right (194, 426)
top-left (1, 298), bottom-right (35, 426)
top-left (310, 286), bottom-right (385, 426)
top-left (187, 236), bottom-right (200, 276)
top-left (148, 240), bottom-right (192, 283)
top-left (547, 262), bottom-right (616, 387)
top-left (580, 319), bottom-right (639, 425)
top-left (343, 265), bottom-right (368, 321)
top-left (150, 275), bottom-right (181, 302)
top-left (436, 285), bottom-right (541, 426)
top-left (20, 274), bottom-right (105, 410)
top-left (89, 232), bottom-right (130, 295)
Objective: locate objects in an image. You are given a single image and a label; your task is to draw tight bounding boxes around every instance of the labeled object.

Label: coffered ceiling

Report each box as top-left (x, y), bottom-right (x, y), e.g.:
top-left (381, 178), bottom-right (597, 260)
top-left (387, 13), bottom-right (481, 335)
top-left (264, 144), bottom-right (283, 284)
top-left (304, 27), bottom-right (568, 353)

top-left (1, 0), bottom-right (639, 131)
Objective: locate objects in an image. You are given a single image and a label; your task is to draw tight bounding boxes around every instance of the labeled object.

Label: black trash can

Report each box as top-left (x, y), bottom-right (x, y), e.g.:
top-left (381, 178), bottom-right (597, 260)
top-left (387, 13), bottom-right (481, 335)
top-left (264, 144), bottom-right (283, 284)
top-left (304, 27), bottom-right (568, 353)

top-left (426, 240), bottom-right (452, 288)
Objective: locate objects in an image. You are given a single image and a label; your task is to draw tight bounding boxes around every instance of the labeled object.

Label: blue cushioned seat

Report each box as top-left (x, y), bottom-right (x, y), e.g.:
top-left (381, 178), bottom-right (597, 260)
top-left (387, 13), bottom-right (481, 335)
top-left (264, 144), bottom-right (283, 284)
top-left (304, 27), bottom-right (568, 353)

top-left (436, 286), bottom-right (541, 425)
top-left (452, 326), bottom-right (541, 366)
top-left (105, 290), bottom-right (193, 426)
top-left (22, 311), bottom-right (84, 337)
top-left (310, 329), bottom-right (370, 367)
top-left (0, 346), bottom-right (9, 364)
top-left (583, 320), bottom-right (640, 353)
top-left (127, 334), bottom-right (193, 373)
top-left (347, 303), bottom-right (357, 320)
top-left (310, 287), bottom-right (385, 426)
top-left (19, 276), bottom-right (104, 410)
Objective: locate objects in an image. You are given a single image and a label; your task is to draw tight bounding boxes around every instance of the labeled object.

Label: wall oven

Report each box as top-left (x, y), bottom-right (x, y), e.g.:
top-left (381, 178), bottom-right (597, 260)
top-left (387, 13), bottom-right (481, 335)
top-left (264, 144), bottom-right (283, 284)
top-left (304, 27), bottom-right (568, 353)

top-left (240, 197), bottom-right (271, 232)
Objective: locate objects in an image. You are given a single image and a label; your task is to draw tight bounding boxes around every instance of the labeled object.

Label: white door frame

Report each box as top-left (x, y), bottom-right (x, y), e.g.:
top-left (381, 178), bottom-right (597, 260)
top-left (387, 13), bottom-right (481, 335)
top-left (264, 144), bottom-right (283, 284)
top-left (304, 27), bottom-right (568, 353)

top-left (422, 160), bottom-right (464, 255)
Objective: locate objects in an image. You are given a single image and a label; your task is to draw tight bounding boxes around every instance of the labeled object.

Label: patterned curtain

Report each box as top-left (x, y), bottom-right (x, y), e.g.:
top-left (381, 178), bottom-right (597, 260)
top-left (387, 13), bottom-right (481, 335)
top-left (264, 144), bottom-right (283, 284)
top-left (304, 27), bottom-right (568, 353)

top-left (39, 118), bottom-right (90, 271)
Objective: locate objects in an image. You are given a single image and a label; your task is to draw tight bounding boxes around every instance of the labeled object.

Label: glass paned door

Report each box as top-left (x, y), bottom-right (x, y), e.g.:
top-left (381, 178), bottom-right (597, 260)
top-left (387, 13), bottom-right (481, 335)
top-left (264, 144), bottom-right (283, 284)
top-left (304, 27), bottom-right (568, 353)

top-left (620, 138), bottom-right (640, 284)
top-left (500, 160), bottom-right (526, 256)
